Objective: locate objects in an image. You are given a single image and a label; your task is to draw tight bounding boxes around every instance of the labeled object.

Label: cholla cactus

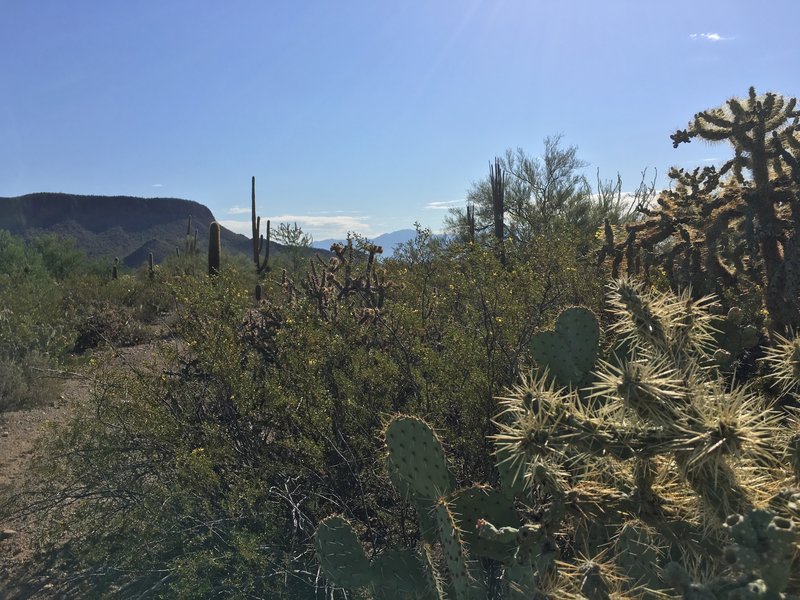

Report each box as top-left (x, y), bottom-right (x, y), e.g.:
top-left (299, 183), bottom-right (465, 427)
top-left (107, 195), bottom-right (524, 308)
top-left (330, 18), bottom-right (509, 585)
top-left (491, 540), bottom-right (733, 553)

top-left (601, 88), bottom-right (800, 334)
top-left (314, 279), bottom-right (800, 598)
top-left (283, 237), bottom-right (389, 322)
top-left (494, 279), bottom-right (798, 596)
top-left (762, 331), bottom-right (800, 398)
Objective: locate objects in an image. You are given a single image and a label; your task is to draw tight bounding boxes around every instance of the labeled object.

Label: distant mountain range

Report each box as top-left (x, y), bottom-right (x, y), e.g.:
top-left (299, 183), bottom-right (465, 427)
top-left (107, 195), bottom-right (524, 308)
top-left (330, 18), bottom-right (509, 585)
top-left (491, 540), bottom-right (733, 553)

top-left (313, 229), bottom-right (418, 258)
top-left (0, 192), bottom-right (270, 268)
top-left (0, 192), bottom-right (426, 268)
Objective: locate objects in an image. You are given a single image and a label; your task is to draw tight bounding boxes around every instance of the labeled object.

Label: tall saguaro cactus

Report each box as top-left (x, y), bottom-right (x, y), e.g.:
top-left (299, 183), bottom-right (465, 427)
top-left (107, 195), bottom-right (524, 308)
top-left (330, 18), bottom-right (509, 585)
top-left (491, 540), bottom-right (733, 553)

top-left (251, 176), bottom-right (271, 274)
top-left (208, 221), bottom-right (221, 277)
top-left (465, 203), bottom-right (475, 243)
top-left (490, 158), bottom-right (506, 266)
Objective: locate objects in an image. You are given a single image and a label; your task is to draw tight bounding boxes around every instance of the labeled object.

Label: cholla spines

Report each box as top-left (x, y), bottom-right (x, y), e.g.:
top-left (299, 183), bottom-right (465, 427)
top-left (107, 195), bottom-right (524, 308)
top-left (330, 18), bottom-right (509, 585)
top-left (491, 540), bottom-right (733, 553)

top-left (762, 331), bottom-right (800, 397)
top-left (606, 278), bottom-right (717, 365)
top-left (314, 280), bottom-right (798, 597)
top-left (495, 281), bottom-right (797, 592)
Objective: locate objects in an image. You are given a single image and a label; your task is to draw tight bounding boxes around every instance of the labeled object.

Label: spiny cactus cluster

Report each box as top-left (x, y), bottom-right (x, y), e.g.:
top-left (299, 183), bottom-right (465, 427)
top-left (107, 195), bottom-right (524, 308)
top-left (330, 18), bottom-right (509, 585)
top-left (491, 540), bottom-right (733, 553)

top-left (282, 237), bottom-right (388, 322)
top-left (314, 279), bottom-right (800, 598)
top-left (599, 87), bottom-right (800, 334)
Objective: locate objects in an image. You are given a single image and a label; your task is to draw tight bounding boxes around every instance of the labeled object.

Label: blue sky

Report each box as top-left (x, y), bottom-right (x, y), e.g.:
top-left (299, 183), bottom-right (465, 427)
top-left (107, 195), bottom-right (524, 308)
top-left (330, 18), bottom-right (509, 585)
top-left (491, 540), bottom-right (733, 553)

top-left (2, 1), bottom-right (799, 239)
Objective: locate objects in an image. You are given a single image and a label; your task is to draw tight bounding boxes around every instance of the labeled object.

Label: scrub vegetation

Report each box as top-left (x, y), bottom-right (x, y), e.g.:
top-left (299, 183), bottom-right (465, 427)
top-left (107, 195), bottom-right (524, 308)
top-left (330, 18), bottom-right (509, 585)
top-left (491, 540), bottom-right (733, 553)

top-left (1, 88), bottom-right (799, 599)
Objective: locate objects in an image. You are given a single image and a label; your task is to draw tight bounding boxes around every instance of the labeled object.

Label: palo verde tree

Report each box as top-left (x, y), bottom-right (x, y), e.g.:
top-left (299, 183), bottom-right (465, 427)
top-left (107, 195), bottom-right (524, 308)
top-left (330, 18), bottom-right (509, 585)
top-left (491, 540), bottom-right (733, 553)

top-left (272, 221), bottom-right (313, 275)
top-left (448, 136), bottom-right (634, 246)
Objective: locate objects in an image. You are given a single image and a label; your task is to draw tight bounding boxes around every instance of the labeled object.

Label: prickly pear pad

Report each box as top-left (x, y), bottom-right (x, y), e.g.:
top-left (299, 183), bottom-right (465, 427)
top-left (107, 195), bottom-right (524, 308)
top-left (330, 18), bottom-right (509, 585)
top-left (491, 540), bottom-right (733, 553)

top-left (385, 416), bottom-right (452, 500)
top-left (371, 549), bottom-right (431, 598)
top-left (435, 499), bottom-right (483, 599)
top-left (314, 515), bottom-right (373, 588)
top-left (451, 485), bottom-right (519, 562)
top-left (531, 306), bottom-right (599, 389)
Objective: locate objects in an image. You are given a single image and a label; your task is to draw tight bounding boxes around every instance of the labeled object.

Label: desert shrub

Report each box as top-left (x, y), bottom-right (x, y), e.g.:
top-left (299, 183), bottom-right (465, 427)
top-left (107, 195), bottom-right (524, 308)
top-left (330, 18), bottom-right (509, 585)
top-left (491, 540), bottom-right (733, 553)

top-left (0, 354), bottom-right (60, 411)
top-left (71, 300), bottom-right (150, 352)
top-left (6, 217), bottom-right (606, 597)
top-left (0, 232), bottom-right (77, 410)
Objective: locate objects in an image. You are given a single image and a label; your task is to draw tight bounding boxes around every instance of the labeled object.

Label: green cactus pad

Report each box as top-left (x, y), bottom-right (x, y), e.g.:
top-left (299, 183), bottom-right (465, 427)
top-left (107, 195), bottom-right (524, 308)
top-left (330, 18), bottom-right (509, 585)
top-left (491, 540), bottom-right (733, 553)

top-left (387, 454), bottom-right (439, 543)
top-left (371, 549), bottom-right (432, 599)
top-left (451, 485), bottom-right (519, 562)
top-left (435, 499), bottom-right (484, 600)
top-left (531, 306), bottom-right (600, 389)
top-left (420, 543), bottom-right (447, 600)
top-left (385, 416), bottom-right (452, 500)
top-left (314, 515), bottom-right (373, 589)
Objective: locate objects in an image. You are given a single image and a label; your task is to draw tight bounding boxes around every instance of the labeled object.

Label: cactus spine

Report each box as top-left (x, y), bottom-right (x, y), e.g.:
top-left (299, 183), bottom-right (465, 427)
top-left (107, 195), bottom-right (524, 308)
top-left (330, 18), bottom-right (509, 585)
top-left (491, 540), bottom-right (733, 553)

top-left (314, 279), bottom-right (800, 598)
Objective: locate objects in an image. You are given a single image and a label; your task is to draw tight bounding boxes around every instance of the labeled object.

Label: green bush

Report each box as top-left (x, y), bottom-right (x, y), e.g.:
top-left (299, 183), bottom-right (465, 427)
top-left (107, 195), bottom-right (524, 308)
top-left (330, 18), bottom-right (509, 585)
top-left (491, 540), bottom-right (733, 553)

top-left (6, 224), bottom-right (604, 597)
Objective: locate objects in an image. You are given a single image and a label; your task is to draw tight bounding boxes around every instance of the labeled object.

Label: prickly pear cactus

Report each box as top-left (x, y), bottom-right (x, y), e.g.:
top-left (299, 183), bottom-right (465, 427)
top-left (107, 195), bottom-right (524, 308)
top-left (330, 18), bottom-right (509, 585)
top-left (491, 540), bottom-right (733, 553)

top-left (713, 306), bottom-right (760, 369)
top-left (313, 515), bottom-right (437, 599)
top-left (314, 515), bottom-right (372, 589)
top-left (385, 416), bottom-right (453, 501)
top-left (314, 278), bottom-right (800, 598)
top-left (530, 306), bottom-right (599, 389)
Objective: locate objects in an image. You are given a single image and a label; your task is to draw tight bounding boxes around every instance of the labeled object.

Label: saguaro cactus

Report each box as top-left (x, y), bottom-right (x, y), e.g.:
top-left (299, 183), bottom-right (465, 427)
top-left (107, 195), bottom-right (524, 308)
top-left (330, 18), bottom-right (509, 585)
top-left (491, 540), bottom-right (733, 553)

top-left (251, 176), bottom-right (271, 274)
top-left (490, 158), bottom-right (506, 266)
top-left (208, 221), bottom-right (221, 276)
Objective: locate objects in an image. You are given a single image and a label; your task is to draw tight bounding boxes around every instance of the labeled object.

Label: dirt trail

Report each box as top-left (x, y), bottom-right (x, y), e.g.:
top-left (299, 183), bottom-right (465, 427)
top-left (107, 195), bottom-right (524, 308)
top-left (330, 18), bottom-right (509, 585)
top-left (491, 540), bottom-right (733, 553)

top-left (0, 374), bottom-right (88, 598)
top-left (0, 342), bottom-right (170, 598)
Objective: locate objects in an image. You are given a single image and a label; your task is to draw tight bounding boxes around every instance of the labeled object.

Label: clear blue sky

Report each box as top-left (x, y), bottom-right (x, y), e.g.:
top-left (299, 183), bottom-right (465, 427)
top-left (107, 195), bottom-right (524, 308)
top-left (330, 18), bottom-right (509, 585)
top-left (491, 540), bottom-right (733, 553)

top-left (2, 1), bottom-right (798, 238)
